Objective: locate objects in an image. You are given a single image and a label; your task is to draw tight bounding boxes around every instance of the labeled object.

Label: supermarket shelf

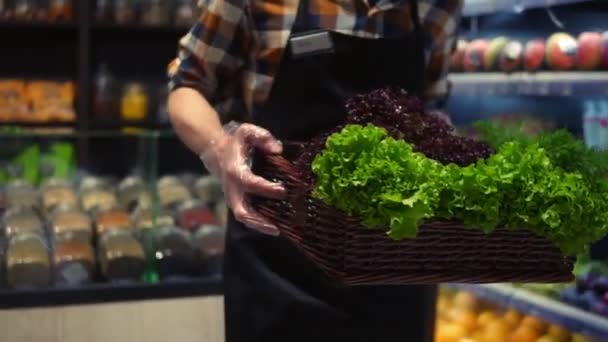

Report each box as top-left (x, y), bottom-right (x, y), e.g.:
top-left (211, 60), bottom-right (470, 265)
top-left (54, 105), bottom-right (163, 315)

top-left (462, 0), bottom-right (591, 17)
top-left (92, 23), bottom-right (189, 35)
top-left (449, 72), bottom-right (608, 97)
top-left (0, 20), bottom-right (77, 30)
top-left (0, 275), bottom-right (223, 309)
top-left (447, 283), bottom-right (608, 340)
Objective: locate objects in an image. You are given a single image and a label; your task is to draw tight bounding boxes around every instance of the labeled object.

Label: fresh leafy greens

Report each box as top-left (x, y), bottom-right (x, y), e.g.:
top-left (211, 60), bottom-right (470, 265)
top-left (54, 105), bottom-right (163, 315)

top-left (312, 124), bottom-right (608, 256)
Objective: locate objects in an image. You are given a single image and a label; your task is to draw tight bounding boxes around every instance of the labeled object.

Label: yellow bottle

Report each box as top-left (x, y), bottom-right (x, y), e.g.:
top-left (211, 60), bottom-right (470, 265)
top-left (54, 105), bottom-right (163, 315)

top-left (120, 83), bottom-right (148, 121)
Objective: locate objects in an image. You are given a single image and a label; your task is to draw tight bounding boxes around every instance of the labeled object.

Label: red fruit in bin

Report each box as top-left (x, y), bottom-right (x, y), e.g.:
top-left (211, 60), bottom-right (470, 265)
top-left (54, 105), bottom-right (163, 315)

top-left (499, 40), bottom-right (524, 72)
top-left (450, 39), bottom-right (468, 72)
top-left (524, 39), bottom-right (545, 71)
top-left (546, 32), bottom-right (578, 71)
top-left (601, 31), bottom-right (608, 69)
top-left (577, 31), bottom-right (602, 70)
top-left (463, 39), bottom-right (489, 72)
top-left (484, 36), bottom-right (509, 71)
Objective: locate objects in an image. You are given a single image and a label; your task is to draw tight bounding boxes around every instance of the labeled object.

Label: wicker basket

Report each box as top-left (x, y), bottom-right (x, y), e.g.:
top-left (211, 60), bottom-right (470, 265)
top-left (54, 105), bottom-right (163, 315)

top-left (251, 147), bottom-right (575, 286)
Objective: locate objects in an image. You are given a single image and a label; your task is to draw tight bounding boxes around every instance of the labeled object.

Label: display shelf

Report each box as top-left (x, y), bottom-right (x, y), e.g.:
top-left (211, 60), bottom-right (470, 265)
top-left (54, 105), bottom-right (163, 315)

top-left (449, 72), bottom-right (608, 97)
top-left (0, 20), bottom-right (77, 29)
top-left (447, 283), bottom-right (608, 340)
top-left (0, 275), bottom-right (223, 309)
top-left (462, 0), bottom-right (591, 17)
top-left (92, 23), bottom-right (189, 34)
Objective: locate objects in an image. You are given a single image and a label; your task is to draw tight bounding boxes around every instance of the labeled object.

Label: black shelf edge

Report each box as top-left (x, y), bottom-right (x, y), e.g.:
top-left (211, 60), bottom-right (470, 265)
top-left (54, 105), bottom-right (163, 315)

top-left (88, 120), bottom-right (172, 130)
top-left (91, 23), bottom-right (190, 34)
top-left (0, 20), bottom-right (77, 29)
top-left (462, 0), bottom-right (591, 17)
top-left (0, 121), bottom-right (76, 128)
top-left (449, 71), bottom-right (608, 97)
top-left (0, 275), bottom-right (223, 309)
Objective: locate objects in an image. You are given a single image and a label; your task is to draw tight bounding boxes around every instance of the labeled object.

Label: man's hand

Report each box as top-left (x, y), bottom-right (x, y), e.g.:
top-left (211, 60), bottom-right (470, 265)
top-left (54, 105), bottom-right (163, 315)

top-left (200, 123), bottom-right (286, 236)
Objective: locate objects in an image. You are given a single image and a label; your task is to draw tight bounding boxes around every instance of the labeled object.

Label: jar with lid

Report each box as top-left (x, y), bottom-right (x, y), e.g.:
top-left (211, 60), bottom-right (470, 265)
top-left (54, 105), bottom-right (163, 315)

top-left (98, 230), bottom-right (145, 282)
top-left (5, 179), bottom-right (39, 210)
top-left (193, 224), bottom-right (226, 274)
top-left (174, 0), bottom-right (195, 27)
top-left (51, 208), bottom-right (92, 243)
top-left (114, 0), bottom-right (137, 25)
top-left (141, 0), bottom-right (169, 26)
top-left (6, 233), bottom-right (50, 288)
top-left (194, 175), bottom-right (223, 206)
top-left (153, 226), bottom-right (197, 278)
top-left (92, 64), bottom-right (119, 121)
top-left (134, 208), bottom-right (175, 231)
top-left (157, 175), bottom-right (192, 210)
top-left (2, 207), bottom-right (44, 240)
top-left (177, 199), bottom-right (217, 232)
top-left (95, 207), bottom-right (132, 236)
top-left (120, 83), bottom-right (149, 121)
top-left (117, 176), bottom-right (147, 212)
top-left (81, 188), bottom-right (118, 214)
top-left (41, 178), bottom-right (77, 215)
top-left (48, 0), bottom-right (73, 21)
top-left (79, 175), bottom-right (111, 193)
top-left (53, 240), bottom-right (94, 286)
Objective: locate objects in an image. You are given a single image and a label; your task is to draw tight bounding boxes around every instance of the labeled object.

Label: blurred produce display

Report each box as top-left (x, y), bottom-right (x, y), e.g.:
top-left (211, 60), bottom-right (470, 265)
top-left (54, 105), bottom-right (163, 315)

top-left (451, 31), bottom-right (608, 72)
top-left (0, 0), bottom-right (74, 22)
top-left (436, 288), bottom-right (599, 342)
top-left (0, 79), bottom-right (76, 123)
top-left (460, 113), bottom-right (556, 140)
top-left (0, 173), bottom-right (226, 289)
top-left (560, 259), bottom-right (608, 318)
top-left (94, 0), bottom-right (199, 28)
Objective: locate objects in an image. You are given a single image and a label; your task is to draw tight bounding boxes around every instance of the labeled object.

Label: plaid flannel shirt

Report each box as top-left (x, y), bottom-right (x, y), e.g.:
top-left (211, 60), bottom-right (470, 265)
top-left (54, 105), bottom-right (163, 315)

top-left (168, 0), bottom-right (463, 122)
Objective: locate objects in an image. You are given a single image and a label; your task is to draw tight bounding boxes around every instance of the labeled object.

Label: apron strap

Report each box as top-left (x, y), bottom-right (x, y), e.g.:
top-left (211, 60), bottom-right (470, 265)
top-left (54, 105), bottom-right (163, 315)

top-left (292, 0), bottom-right (423, 34)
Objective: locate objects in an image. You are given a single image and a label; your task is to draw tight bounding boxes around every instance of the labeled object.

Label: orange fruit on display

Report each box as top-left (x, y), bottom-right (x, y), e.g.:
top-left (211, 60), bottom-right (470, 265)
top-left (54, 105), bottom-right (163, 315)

top-left (435, 322), bottom-right (467, 342)
top-left (452, 310), bottom-right (478, 334)
top-left (503, 309), bottom-right (523, 328)
top-left (520, 315), bottom-right (547, 334)
top-left (453, 291), bottom-right (479, 310)
top-left (477, 310), bottom-right (497, 328)
top-left (546, 324), bottom-right (570, 342)
top-left (484, 320), bottom-right (511, 342)
top-left (510, 325), bottom-right (541, 342)
top-left (536, 335), bottom-right (558, 342)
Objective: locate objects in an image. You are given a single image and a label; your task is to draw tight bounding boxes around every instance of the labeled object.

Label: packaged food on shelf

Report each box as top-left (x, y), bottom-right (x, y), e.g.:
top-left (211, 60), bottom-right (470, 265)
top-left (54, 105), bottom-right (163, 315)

top-left (6, 233), bottom-right (50, 288)
top-left (4, 179), bottom-right (39, 210)
top-left (133, 208), bottom-right (174, 231)
top-left (51, 207), bottom-right (92, 243)
top-left (114, 0), bottom-right (137, 25)
top-left (141, 0), bottom-right (169, 26)
top-left (120, 82), bottom-right (149, 121)
top-left (24, 81), bottom-right (76, 122)
top-left (53, 240), bottom-right (94, 286)
top-left (48, 0), bottom-right (73, 22)
top-left (93, 64), bottom-right (119, 121)
top-left (117, 175), bottom-right (147, 212)
top-left (153, 226), bottom-right (197, 278)
top-left (192, 224), bottom-right (225, 259)
top-left (177, 199), bottom-right (217, 232)
top-left (2, 207), bottom-right (44, 240)
top-left (41, 178), bottom-right (77, 215)
top-left (94, 207), bottom-right (132, 235)
top-left (79, 176), bottom-right (111, 193)
top-left (174, 0), bottom-right (196, 27)
top-left (157, 175), bottom-right (192, 210)
top-left (80, 188), bottom-right (118, 213)
top-left (98, 230), bottom-right (145, 282)
top-left (193, 175), bottom-right (223, 205)
top-left (0, 80), bottom-right (28, 122)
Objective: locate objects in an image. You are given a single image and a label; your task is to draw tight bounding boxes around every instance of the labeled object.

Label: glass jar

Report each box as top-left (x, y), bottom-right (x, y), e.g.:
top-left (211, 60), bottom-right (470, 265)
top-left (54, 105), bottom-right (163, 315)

top-left (174, 0), bottom-right (195, 27)
top-left (117, 176), bottom-right (146, 212)
top-left (81, 188), bottom-right (118, 214)
top-left (99, 230), bottom-right (145, 281)
top-left (157, 175), bottom-right (192, 210)
top-left (48, 0), bottom-right (73, 21)
top-left (92, 64), bottom-right (119, 121)
top-left (153, 226), bottom-right (196, 278)
top-left (194, 175), bottom-right (223, 205)
top-left (114, 0), bottom-right (137, 25)
top-left (193, 224), bottom-right (226, 274)
top-left (95, 207), bottom-right (132, 235)
top-left (53, 240), bottom-right (94, 286)
top-left (177, 199), bottom-right (217, 232)
top-left (2, 207), bottom-right (44, 240)
top-left (51, 208), bottom-right (92, 243)
top-left (120, 83), bottom-right (148, 121)
top-left (79, 176), bottom-right (111, 193)
top-left (6, 233), bottom-right (50, 288)
top-left (134, 208), bottom-right (175, 231)
top-left (5, 180), bottom-right (39, 210)
top-left (41, 178), bottom-right (77, 215)
top-left (141, 0), bottom-right (169, 26)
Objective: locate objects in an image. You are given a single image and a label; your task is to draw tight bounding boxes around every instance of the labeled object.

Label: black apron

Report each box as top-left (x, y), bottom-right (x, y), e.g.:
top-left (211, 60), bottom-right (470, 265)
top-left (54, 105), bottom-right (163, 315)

top-left (224, 1), bottom-right (438, 341)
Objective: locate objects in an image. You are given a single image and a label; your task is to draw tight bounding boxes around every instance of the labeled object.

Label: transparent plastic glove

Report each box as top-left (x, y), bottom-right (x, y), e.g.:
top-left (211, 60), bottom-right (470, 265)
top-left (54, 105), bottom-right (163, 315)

top-left (199, 122), bottom-right (286, 236)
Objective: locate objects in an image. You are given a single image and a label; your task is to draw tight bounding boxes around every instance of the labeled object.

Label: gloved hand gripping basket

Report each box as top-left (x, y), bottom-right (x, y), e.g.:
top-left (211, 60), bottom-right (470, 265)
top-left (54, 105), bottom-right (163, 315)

top-left (251, 88), bottom-right (608, 286)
